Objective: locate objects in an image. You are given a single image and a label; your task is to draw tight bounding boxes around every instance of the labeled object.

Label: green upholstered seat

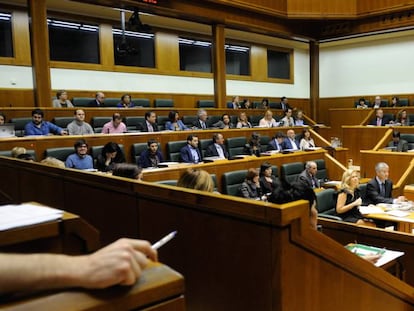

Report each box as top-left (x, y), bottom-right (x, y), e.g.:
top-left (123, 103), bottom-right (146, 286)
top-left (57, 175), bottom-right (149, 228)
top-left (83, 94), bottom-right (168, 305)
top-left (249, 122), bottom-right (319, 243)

top-left (222, 169), bottom-right (247, 196)
top-left (226, 136), bottom-right (247, 158)
top-left (315, 188), bottom-right (342, 221)
top-left (197, 100), bottom-right (215, 108)
top-left (124, 116), bottom-right (145, 132)
top-left (10, 117), bottom-right (32, 137)
top-left (72, 97), bottom-right (92, 107)
top-left (280, 161), bottom-right (304, 184)
top-left (44, 147), bottom-right (74, 162)
top-left (131, 142), bottom-right (150, 164)
top-left (91, 116), bottom-right (112, 133)
top-left (154, 99), bottom-right (174, 107)
top-left (132, 98), bottom-right (150, 107)
top-left (52, 117), bottom-right (74, 130)
top-left (166, 140), bottom-right (187, 161)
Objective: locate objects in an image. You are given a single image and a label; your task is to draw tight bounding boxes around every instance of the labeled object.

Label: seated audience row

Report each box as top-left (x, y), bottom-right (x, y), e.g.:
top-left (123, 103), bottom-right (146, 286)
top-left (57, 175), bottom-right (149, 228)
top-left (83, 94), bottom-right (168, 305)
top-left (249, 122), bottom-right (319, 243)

top-left (357, 95), bottom-right (408, 108)
top-left (369, 109), bottom-right (412, 126)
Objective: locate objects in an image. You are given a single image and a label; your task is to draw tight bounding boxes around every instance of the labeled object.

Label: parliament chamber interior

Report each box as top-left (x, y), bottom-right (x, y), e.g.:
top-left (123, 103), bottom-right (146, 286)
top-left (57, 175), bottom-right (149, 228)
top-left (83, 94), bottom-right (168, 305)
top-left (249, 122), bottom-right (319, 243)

top-left (2, 0), bottom-right (414, 310)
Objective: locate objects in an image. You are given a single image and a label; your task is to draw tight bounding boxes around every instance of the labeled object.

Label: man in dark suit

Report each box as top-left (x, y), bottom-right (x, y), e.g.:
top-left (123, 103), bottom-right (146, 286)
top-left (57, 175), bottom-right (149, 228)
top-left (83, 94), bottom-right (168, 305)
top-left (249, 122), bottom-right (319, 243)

top-left (137, 139), bottom-right (164, 168)
top-left (282, 129), bottom-right (300, 150)
top-left (279, 96), bottom-right (292, 111)
top-left (180, 134), bottom-right (202, 163)
top-left (192, 109), bottom-right (209, 129)
top-left (387, 130), bottom-right (408, 152)
top-left (369, 109), bottom-right (391, 126)
top-left (138, 111), bottom-right (159, 132)
top-left (205, 133), bottom-right (229, 159)
top-left (365, 162), bottom-right (406, 205)
top-left (267, 132), bottom-right (285, 152)
top-left (88, 91), bottom-right (105, 107)
top-left (297, 161), bottom-right (320, 189)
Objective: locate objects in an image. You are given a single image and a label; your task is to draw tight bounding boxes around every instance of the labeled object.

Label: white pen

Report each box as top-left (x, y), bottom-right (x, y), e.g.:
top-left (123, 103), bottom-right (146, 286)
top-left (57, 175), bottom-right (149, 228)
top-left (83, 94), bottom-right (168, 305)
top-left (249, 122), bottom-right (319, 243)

top-left (151, 231), bottom-right (177, 250)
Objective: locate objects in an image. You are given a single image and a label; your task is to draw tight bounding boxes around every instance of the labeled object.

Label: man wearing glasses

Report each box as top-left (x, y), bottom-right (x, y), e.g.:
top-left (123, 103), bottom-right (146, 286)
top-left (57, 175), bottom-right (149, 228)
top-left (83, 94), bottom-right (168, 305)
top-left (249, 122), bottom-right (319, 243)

top-left (65, 139), bottom-right (93, 170)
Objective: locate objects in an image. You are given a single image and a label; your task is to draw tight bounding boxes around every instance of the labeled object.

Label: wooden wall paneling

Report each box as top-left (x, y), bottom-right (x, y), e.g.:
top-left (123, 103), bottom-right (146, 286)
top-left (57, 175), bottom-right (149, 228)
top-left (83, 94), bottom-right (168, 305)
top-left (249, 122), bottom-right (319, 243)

top-left (12, 10), bottom-right (31, 66)
top-left (357, 0), bottom-right (414, 16)
top-left (250, 45), bottom-right (267, 81)
top-left (28, 0), bottom-right (51, 107)
top-left (0, 89), bottom-right (34, 107)
top-left (327, 108), bottom-right (374, 138)
top-left (155, 32), bottom-right (179, 73)
top-left (99, 23), bottom-right (115, 69)
top-left (3, 155), bottom-right (414, 310)
top-left (212, 24), bottom-right (226, 108)
top-left (286, 0), bottom-right (356, 18)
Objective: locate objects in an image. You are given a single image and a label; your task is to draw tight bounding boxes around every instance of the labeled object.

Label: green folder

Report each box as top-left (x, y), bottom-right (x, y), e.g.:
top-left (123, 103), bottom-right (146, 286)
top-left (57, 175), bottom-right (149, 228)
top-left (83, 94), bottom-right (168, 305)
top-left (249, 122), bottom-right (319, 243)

top-left (345, 243), bottom-right (386, 257)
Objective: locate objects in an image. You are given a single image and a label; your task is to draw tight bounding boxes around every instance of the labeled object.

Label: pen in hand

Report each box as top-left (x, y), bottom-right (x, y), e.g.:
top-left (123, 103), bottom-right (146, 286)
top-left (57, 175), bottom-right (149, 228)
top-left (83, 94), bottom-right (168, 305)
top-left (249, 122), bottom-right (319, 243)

top-left (152, 231), bottom-right (177, 250)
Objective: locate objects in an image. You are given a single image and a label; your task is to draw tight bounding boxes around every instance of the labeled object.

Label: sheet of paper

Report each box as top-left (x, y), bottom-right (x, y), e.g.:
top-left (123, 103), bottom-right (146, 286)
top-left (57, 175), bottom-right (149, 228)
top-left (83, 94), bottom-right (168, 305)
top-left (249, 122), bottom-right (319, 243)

top-left (386, 210), bottom-right (410, 217)
top-left (0, 203), bottom-right (63, 231)
top-left (359, 205), bottom-right (385, 215)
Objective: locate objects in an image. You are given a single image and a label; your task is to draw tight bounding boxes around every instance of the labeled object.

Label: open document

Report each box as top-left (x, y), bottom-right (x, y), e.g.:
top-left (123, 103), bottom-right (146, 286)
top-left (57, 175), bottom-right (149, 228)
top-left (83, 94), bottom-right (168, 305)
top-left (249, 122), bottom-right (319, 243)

top-left (0, 203), bottom-right (64, 231)
top-left (345, 243), bottom-right (404, 267)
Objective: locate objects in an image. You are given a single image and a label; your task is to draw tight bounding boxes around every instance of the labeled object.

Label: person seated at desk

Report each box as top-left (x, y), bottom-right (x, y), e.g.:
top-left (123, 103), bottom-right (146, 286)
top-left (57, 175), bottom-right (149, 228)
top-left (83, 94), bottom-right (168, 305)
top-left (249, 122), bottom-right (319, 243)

top-left (65, 139), bottom-right (94, 170)
top-left (138, 111), bottom-right (159, 132)
top-left (0, 112), bottom-right (5, 125)
top-left (356, 97), bottom-right (369, 109)
top-left (394, 110), bottom-right (411, 126)
top-left (25, 109), bottom-right (68, 136)
top-left (67, 109), bottom-right (94, 135)
top-left (279, 108), bottom-right (294, 127)
top-left (180, 134), bottom-right (202, 164)
top-left (259, 162), bottom-right (280, 195)
top-left (137, 139), bottom-right (164, 168)
top-left (205, 133), bottom-right (229, 159)
top-left (117, 94), bottom-right (134, 108)
top-left (0, 238), bottom-right (157, 295)
top-left (369, 109), bottom-right (391, 126)
top-left (236, 112), bottom-right (252, 128)
top-left (212, 114), bottom-right (234, 129)
top-left (387, 131), bottom-right (408, 152)
top-left (96, 142), bottom-right (126, 172)
top-left (372, 96), bottom-right (382, 109)
top-left (52, 90), bottom-right (73, 108)
top-left (259, 109), bottom-right (278, 128)
top-left (241, 98), bottom-right (252, 109)
top-left (267, 131), bottom-right (285, 152)
top-left (11, 146), bottom-right (26, 158)
top-left (335, 169), bottom-right (376, 227)
top-left (258, 98), bottom-right (269, 110)
top-left (299, 128), bottom-right (316, 150)
top-left (165, 110), bottom-right (188, 131)
top-left (40, 157), bottom-right (65, 168)
top-left (17, 153), bottom-right (34, 161)
top-left (88, 91), bottom-right (105, 107)
top-left (231, 96), bottom-right (241, 109)
top-left (283, 129), bottom-right (300, 150)
top-left (294, 110), bottom-right (307, 126)
top-left (365, 162), bottom-right (406, 205)
top-left (238, 168), bottom-right (265, 201)
top-left (298, 161), bottom-right (320, 189)
top-left (113, 163), bottom-right (143, 180)
top-left (279, 96), bottom-right (292, 111)
top-left (192, 109), bottom-right (209, 130)
top-left (177, 168), bottom-right (214, 192)
top-left (244, 132), bottom-right (261, 157)
top-left (101, 113), bottom-right (127, 134)
top-left (390, 96), bottom-right (399, 108)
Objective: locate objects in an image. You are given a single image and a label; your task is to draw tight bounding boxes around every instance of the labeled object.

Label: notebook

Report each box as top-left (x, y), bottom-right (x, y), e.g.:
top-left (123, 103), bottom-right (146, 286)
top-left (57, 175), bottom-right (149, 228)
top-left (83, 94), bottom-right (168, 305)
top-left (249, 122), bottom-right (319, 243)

top-left (0, 124), bottom-right (15, 138)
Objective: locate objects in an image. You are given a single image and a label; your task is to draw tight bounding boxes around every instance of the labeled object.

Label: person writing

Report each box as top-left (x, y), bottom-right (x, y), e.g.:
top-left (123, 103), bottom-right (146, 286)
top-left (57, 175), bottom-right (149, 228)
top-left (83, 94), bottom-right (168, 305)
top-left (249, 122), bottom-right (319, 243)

top-left (0, 238), bottom-right (157, 295)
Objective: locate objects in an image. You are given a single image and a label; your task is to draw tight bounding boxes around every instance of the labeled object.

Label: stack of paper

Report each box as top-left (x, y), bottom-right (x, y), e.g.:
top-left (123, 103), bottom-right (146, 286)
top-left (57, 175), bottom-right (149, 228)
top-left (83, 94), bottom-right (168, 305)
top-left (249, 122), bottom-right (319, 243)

top-left (0, 203), bottom-right (63, 231)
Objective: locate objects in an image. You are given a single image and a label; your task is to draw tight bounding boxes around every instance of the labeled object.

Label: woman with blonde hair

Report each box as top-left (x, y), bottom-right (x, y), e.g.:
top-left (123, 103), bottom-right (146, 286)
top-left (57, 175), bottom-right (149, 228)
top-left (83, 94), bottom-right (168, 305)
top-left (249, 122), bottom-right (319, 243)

top-left (335, 169), bottom-right (375, 227)
top-left (236, 112), bottom-right (252, 128)
top-left (177, 168), bottom-right (214, 192)
top-left (258, 109), bottom-right (278, 128)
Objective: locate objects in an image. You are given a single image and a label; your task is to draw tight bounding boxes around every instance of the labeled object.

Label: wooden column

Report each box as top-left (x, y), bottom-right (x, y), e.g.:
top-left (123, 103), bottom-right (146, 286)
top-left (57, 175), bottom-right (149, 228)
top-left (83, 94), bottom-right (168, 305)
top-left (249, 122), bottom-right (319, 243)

top-left (28, 0), bottom-right (51, 107)
top-left (212, 24), bottom-right (226, 108)
top-left (309, 40), bottom-right (319, 121)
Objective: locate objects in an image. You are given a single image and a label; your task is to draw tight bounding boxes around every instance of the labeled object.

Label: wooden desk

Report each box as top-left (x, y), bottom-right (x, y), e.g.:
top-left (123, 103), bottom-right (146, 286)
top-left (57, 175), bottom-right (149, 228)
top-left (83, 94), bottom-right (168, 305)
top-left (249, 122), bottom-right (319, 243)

top-left (0, 206), bottom-right (100, 255)
top-left (0, 262), bottom-right (185, 311)
top-left (363, 205), bottom-right (414, 234)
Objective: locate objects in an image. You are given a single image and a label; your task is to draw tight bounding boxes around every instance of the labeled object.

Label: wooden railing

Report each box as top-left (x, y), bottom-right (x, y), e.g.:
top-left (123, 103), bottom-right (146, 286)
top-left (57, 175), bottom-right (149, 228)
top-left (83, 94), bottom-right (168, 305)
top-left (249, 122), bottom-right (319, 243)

top-left (1, 156), bottom-right (414, 310)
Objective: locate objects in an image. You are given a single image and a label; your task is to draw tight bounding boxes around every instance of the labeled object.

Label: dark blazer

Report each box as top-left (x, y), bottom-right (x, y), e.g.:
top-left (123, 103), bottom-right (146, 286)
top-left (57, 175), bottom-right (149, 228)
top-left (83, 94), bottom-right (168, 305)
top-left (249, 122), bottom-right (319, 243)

top-left (138, 121), bottom-right (159, 132)
top-left (297, 170), bottom-right (320, 189)
top-left (193, 119), bottom-right (208, 130)
top-left (259, 175), bottom-right (280, 195)
top-left (137, 149), bottom-right (164, 168)
top-left (267, 139), bottom-right (284, 151)
top-left (387, 139), bottom-right (408, 152)
top-left (205, 143), bottom-right (229, 159)
top-left (180, 144), bottom-right (202, 163)
top-left (238, 181), bottom-right (262, 199)
top-left (282, 138), bottom-right (300, 150)
top-left (365, 178), bottom-right (394, 205)
top-left (369, 116), bottom-right (392, 126)
top-left (88, 99), bottom-right (103, 107)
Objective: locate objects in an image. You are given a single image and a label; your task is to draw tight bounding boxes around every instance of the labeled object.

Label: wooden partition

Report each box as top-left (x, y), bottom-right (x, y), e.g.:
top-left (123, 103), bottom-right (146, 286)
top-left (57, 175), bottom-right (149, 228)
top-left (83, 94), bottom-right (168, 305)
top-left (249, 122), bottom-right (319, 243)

top-left (1, 156), bottom-right (414, 310)
top-left (1, 262), bottom-right (185, 311)
top-left (0, 127), bottom-right (343, 164)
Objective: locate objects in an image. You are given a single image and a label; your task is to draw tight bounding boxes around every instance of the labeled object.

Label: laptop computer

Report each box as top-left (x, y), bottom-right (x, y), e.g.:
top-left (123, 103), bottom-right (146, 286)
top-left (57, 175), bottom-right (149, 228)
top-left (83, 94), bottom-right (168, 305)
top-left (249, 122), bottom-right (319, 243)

top-left (0, 124), bottom-right (16, 138)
